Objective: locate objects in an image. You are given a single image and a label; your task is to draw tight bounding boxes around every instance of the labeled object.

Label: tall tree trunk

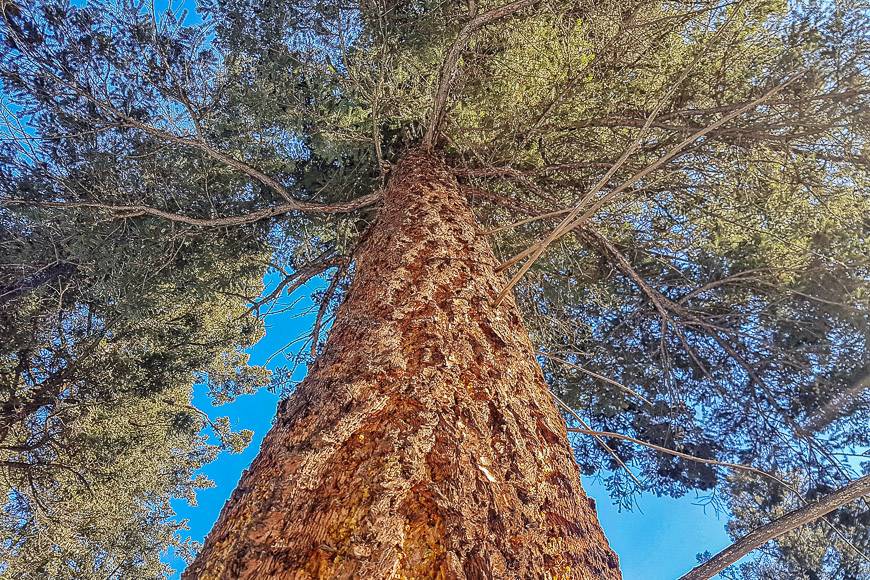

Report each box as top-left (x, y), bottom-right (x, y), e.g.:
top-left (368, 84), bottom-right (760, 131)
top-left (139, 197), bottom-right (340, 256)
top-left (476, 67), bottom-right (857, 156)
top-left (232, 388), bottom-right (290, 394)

top-left (184, 149), bottom-right (620, 579)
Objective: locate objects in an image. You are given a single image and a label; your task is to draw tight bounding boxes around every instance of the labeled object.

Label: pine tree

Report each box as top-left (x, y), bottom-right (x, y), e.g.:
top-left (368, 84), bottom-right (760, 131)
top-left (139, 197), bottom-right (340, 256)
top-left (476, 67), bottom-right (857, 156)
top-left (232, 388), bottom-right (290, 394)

top-left (1, 0), bottom-right (867, 577)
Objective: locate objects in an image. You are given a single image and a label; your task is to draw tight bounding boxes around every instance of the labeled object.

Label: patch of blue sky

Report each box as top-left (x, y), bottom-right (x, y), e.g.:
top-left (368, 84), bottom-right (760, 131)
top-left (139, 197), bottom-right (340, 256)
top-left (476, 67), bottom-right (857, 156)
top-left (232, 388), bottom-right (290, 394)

top-left (164, 268), bottom-right (318, 576)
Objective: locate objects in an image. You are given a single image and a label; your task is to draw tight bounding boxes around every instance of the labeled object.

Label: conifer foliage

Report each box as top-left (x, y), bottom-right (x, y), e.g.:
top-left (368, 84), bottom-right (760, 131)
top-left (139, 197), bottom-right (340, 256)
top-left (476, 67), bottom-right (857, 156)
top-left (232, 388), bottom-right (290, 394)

top-left (1, 0), bottom-right (868, 577)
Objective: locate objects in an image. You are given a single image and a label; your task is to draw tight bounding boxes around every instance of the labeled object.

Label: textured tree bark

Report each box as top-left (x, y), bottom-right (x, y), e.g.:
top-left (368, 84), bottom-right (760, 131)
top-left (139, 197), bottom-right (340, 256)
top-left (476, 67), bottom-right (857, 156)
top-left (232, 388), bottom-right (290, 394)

top-left (184, 149), bottom-right (621, 579)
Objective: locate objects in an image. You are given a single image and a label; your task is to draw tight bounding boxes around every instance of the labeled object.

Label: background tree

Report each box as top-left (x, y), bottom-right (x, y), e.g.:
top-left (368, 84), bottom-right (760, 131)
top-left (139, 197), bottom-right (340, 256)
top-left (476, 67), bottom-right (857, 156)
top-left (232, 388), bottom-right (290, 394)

top-left (0, 3), bottom-right (273, 575)
top-left (0, 202), bottom-right (268, 577)
top-left (0, 0), bottom-right (868, 577)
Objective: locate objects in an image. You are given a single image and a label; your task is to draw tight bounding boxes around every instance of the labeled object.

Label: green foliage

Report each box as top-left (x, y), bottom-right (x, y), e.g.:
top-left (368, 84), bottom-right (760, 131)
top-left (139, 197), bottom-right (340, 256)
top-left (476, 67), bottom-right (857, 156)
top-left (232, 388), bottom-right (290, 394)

top-left (0, 204), bottom-right (269, 577)
top-left (0, 0), bottom-right (868, 576)
top-left (0, 3), bottom-right (273, 574)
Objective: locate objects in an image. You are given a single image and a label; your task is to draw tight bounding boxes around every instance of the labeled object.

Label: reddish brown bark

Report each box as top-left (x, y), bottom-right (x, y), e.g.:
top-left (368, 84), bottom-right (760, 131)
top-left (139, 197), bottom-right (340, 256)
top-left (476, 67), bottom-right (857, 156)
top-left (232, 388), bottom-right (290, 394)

top-left (184, 149), bottom-right (620, 579)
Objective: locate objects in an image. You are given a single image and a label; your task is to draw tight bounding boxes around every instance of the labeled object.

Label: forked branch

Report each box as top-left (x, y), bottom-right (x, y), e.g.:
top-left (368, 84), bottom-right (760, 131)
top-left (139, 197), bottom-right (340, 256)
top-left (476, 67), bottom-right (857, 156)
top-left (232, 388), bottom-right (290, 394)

top-left (494, 78), bottom-right (797, 301)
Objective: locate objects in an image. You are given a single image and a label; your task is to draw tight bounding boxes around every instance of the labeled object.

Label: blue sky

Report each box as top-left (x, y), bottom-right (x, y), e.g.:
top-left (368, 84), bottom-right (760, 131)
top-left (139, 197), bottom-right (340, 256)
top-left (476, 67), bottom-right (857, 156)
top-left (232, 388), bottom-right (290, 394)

top-left (164, 273), bottom-right (735, 579)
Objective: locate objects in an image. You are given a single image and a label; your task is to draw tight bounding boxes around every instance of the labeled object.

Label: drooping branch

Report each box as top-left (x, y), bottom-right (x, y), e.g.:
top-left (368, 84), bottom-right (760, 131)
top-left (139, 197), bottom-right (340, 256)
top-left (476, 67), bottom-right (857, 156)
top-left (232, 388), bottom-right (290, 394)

top-left (678, 475), bottom-right (870, 580)
top-left (2, 193), bottom-right (381, 226)
top-left (246, 256), bottom-right (348, 318)
top-left (576, 226), bottom-right (870, 530)
top-left (116, 115), bottom-right (306, 206)
top-left (565, 424), bottom-right (870, 561)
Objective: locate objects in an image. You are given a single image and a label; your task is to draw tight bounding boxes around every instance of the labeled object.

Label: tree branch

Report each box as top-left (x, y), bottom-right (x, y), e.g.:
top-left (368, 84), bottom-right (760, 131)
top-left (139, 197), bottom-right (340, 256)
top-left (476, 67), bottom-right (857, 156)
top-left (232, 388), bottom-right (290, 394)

top-left (551, 393), bottom-right (642, 487)
top-left (0, 14), bottom-right (374, 214)
top-left (2, 194), bottom-right (381, 226)
top-left (310, 262), bottom-right (347, 358)
top-left (423, 0), bottom-right (542, 147)
top-left (494, 78), bottom-right (797, 294)
top-left (538, 351), bottom-right (652, 406)
top-left (679, 475), bottom-right (870, 580)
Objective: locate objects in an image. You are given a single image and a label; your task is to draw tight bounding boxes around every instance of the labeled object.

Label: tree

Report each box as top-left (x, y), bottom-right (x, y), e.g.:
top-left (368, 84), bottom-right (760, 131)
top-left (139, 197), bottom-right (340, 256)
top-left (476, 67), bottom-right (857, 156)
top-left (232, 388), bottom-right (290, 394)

top-left (1, 0), bottom-right (868, 578)
top-left (0, 145), bottom-right (270, 576)
top-left (0, 3), bottom-right (272, 575)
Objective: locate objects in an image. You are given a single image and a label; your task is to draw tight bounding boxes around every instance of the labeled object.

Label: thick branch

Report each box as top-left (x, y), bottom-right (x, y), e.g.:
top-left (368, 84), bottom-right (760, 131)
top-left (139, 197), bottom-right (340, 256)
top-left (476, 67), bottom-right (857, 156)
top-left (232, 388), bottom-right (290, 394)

top-left (679, 475), bottom-right (870, 580)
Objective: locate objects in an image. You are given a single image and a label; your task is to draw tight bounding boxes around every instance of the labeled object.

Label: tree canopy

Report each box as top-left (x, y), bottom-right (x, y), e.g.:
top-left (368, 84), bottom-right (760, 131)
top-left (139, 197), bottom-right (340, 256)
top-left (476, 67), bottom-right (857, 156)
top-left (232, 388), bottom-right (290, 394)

top-left (1, 0), bottom-right (868, 577)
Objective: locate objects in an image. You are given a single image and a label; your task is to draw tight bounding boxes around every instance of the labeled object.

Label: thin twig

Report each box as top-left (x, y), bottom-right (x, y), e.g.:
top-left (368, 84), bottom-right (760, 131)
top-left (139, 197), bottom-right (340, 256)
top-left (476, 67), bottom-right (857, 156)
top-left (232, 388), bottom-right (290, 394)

top-left (538, 351), bottom-right (652, 406)
top-left (566, 426), bottom-right (792, 489)
top-left (551, 393), bottom-right (643, 486)
top-left (310, 263), bottom-right (347, 358)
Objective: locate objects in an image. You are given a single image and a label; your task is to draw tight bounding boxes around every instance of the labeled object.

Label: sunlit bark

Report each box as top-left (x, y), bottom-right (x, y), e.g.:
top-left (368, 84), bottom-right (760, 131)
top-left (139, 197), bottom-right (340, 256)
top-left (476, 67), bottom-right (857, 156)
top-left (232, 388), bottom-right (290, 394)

top-left (185, 149), bottom-right (619, 579)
